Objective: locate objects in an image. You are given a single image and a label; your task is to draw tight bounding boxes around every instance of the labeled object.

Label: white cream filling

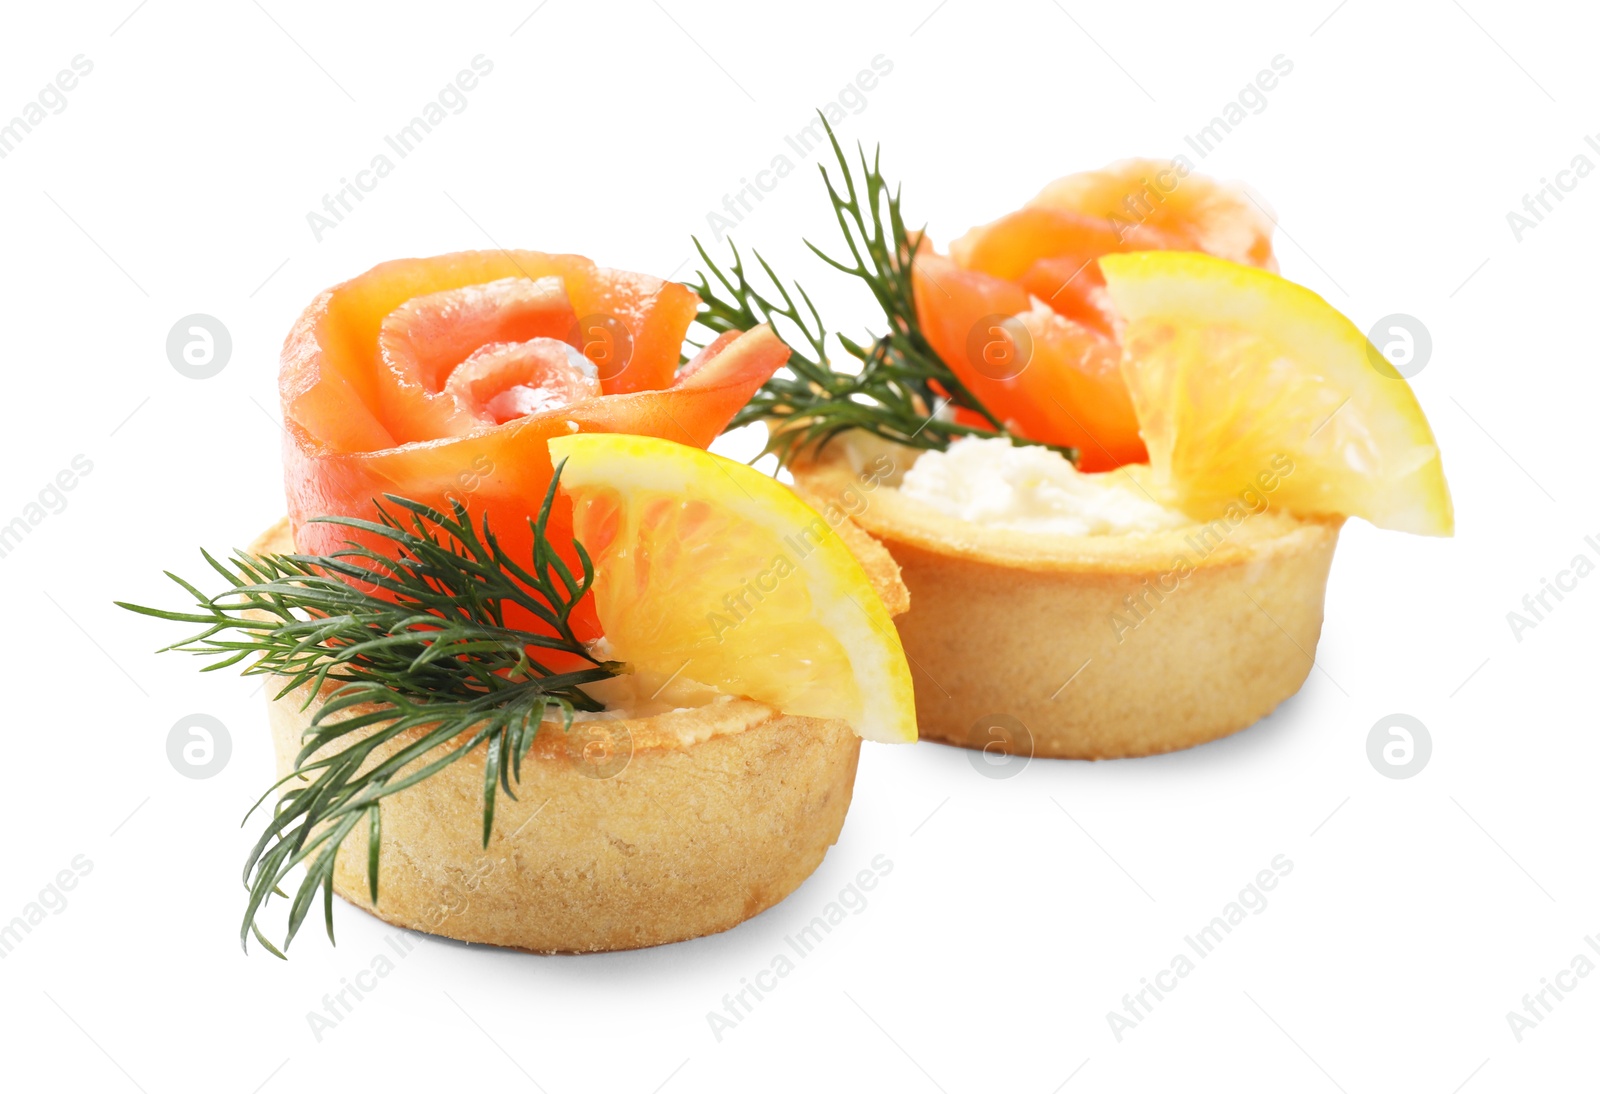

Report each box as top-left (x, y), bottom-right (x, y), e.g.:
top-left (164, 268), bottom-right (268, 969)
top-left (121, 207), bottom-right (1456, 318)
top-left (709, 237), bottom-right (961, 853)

top-left (896, 436), bottom-right (1190, 536)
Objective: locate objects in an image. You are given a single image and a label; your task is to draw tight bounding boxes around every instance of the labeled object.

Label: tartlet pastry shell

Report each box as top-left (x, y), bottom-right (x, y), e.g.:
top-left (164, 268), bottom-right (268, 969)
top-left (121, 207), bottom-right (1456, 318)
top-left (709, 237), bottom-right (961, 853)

top-left (251, 515), bottom-right (904, 953)
top-left (792, 445), bottom-right (1341, 760)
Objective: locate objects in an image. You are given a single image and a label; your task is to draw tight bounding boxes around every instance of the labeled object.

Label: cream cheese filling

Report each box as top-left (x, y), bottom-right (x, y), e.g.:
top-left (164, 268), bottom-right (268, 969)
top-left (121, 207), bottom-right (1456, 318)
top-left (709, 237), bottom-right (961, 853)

top-left (894, 436), bottom-right (1189, 536)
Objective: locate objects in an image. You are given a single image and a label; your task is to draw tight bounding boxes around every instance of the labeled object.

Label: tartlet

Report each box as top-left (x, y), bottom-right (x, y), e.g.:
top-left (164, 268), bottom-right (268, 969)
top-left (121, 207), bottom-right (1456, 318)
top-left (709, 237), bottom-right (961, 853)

top-left (692, 149), bottom-right (1448, 761)
top-left (117, 249), bottom-right (917, 958)
top-left (250, 512), bottom-right (909, 953)
top-left (792, 444), bottom-right (1340, 759)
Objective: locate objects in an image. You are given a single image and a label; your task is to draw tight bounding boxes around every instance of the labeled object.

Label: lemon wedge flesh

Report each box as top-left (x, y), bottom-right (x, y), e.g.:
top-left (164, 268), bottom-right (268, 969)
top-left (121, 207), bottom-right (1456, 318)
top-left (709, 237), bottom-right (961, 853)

top-left (548, 433), bottom-right (917, 743)
top-left (1100, 251), bottom-right (1453, 536)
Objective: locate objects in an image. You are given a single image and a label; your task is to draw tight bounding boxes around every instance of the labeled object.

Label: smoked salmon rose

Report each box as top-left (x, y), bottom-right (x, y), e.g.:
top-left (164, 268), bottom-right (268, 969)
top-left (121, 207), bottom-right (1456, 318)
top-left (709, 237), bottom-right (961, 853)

top-left (279, 249), bottom-right (788, 640)
top-left (911, 160), bottom-right (1277, 470)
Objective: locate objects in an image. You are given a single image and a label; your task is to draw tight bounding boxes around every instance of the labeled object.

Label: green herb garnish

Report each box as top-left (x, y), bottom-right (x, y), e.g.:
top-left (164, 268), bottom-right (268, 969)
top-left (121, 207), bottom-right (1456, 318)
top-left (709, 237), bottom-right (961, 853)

top-left (689, 115), bottom-right (1077, 467)
top-left (119, 467), bottom-right (618, 957)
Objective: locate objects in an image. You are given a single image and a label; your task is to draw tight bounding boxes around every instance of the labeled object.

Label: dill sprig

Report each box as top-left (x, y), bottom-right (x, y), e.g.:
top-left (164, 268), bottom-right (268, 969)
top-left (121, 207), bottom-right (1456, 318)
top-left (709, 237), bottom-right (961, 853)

top-left (689, 115), bottom-right (1077, 467)
top-left (118, 466), bottom-right (619, 957)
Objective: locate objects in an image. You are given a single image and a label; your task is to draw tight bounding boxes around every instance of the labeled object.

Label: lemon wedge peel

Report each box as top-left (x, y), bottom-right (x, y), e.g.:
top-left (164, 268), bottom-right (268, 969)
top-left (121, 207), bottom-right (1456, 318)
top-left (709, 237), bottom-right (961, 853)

top-left (1100, 251), bottom-right (1453, 537)
top-left (548, 433), bottom-right (917, 743)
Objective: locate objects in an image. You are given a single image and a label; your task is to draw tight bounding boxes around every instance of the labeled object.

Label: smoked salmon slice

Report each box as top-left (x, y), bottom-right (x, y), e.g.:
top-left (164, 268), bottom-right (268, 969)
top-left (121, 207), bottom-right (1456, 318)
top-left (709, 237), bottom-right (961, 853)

top-left (913, 161), bottom-right (1277, 470)
top-left (279, 250), bottom-right (787, 641)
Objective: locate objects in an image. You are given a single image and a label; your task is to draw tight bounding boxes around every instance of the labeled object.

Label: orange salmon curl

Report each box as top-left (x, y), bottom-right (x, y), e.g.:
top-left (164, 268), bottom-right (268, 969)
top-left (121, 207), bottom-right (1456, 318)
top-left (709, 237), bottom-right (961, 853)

top-left (912, 160), bottom-right (1277, 471)
top-left (279, 250), bottom-right (789, 641)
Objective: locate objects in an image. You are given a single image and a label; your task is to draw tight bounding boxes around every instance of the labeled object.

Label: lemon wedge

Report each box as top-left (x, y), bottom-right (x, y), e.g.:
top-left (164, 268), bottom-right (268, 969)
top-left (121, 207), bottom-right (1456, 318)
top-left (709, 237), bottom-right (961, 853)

top-left (1100, 251), bottom-right (1453, 535)
top-left (547, 433), bottom-right (917, 742)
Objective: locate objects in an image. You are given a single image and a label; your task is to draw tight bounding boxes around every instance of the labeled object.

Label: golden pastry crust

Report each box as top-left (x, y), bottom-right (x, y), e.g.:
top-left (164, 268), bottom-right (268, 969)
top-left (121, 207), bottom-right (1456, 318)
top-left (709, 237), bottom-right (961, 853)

top-left (792, 443), bottom-right (1341, 759)
top-left (250, 512), bottom-right (899, 953)
top-left (266, 684), bottom-right (860, 953)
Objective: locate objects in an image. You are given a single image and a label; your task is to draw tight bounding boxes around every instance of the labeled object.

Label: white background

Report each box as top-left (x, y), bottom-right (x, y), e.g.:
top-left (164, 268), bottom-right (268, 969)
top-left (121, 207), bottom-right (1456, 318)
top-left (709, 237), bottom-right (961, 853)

top-left (0, 1), bottom-right (1594, 1091)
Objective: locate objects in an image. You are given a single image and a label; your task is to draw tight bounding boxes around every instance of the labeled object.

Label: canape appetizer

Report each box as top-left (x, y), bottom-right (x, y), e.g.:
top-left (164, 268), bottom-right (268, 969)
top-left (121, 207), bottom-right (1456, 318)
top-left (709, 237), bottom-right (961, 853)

top-left (695, 129), bottom-right (1450, 759)
top-left (125, 251), bottom-right (915, 954)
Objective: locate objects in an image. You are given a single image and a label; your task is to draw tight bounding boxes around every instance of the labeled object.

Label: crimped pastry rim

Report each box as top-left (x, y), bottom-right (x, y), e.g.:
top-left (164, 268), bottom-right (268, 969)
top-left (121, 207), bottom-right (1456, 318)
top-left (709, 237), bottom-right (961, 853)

top-left (791, 440), bottom-right (1344, 575)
